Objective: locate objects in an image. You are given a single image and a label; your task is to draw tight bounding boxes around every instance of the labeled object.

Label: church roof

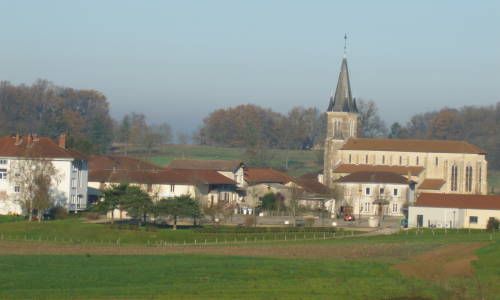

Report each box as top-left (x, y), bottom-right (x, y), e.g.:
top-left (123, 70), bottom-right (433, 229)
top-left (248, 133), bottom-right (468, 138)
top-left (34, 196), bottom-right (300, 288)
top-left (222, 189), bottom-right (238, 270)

top-left (333, 164), bottom-right (424, 176)
top-left (341, 138), bottom-right (486, 154)
top-left (327, 57), bottom-right (358, 113)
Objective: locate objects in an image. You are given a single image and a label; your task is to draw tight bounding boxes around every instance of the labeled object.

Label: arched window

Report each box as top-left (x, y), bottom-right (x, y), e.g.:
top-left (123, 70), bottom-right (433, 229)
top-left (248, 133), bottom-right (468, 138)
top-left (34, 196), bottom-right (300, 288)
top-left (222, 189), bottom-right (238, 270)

top-left (465, 166), bottom-right (473, 192)
top-left (349, 154), bottom-right (352, 164)
top-left (435, 157), bottom-right (439, 166)
top-left (416, 156), bottom-right (419, 165)
top-left (365, 155), bottom-right (368, 164)
top-left (382, 155), bottom-right (385, 164)
top-left (478, 166), bottom-right (482, 193)
top-left (451, 165), bottom-right (458, 191)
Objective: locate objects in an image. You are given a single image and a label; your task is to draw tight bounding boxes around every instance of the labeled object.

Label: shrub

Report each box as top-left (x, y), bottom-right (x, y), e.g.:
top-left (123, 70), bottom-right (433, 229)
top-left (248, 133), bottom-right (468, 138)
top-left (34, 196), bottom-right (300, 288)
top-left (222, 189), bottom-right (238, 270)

top-left (304, 217), bottom-right (315, 227)
top-left (48, 206), bottom-right (69, 220)
top-left (83, 212), bottom-right (100, 220)
top-left (244, 215), bottom-right (254, 227)
top-left (486, 217), bottom-right (499, 231)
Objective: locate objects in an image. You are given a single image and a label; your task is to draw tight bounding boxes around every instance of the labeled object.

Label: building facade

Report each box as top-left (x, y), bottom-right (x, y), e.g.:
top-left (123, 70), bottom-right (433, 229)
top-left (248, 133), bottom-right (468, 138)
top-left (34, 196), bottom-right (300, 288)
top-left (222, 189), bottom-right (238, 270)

top-left (0, 134), bottom-right (88, 215)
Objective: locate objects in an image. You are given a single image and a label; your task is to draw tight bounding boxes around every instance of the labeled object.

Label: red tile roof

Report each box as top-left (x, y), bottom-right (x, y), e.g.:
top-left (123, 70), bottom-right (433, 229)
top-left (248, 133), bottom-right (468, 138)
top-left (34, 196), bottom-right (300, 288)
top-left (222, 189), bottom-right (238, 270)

top-left (173, 169), bottom-right (237, 185)
top-left (418, 179), bottom-right (446, 190)
top-left (342, 138), bottom-right (486, 154)
top-left (336, 171), bottom-right (409, 184)
top-left (168, 159), bottom-right (243, 171)
top-left (89, 168), bottom-right (236, 186)
top-left (88, 169), bottom-right (192, 185)
top-left (415, 193), bottom-right (500, 210)
top-left (0, 135), bottom-right (84, 159)
top-left (295, 179), bottom-right (331, 195)
top-left (88, 155), bottom-right (163, 171)
top-left (245, 168), bottom-right (294, 184)
top-left (334, 164), bottom-right (424, 176)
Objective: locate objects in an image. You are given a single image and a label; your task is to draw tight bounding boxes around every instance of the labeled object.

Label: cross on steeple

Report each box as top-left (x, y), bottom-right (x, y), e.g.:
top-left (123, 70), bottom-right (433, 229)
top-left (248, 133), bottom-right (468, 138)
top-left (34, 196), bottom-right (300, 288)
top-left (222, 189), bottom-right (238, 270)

top-left (344, 33), bottom-right (347, 57)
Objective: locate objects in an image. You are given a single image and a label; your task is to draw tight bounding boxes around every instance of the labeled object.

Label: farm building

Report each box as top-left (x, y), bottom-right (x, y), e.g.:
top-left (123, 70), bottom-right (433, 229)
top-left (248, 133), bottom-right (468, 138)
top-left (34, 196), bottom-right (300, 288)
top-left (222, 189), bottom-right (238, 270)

top-left (408, 193), bottom-right (500, 229)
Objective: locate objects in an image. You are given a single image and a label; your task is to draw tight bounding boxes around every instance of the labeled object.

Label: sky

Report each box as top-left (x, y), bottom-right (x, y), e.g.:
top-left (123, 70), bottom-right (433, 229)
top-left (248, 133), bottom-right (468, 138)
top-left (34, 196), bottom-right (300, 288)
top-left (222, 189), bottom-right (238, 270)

top-left (1, 0), bottom-right (499, 135)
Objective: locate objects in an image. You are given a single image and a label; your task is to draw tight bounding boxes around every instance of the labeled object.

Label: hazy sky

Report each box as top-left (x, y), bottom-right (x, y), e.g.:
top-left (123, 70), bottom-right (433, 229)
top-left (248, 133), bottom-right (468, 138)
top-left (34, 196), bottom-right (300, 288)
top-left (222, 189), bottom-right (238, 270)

top-left (1, 0), bottom-right (499, 134)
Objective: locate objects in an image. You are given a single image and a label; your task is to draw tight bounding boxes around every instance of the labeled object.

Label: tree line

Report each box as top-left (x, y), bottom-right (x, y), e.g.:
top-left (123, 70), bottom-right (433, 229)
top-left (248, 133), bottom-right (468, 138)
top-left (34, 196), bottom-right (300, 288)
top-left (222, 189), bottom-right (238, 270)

top-left (388, 104), bottom-right (500, 169)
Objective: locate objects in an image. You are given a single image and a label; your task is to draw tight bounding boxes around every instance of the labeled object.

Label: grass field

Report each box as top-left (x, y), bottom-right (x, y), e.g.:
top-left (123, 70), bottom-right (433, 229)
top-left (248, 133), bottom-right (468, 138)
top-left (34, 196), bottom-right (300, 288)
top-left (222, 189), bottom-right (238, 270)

top-left (1, 218), bottom-right (499, 299)
top-left (131, 144), bottom-right (322, 177)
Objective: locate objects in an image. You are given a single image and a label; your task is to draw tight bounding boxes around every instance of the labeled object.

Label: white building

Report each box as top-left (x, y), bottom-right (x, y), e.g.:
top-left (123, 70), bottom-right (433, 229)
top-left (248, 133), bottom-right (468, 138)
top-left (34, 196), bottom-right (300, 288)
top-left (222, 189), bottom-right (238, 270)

top-left (408, 193), bottom-right (500, 229)
top-left (0, 134), bottom-right (88, 215)
top-left (335, 171), bottom-right (415, 217)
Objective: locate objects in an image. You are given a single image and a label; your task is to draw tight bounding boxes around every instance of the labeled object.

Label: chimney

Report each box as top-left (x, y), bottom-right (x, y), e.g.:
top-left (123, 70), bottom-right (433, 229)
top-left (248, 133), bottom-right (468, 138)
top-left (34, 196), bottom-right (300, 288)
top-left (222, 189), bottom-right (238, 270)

top-left (27, 134), bottom-right (33, 147)
top-left (59, 134), bottom-right (66, 149)
top-left (15, 134), bottom-right (20, 145)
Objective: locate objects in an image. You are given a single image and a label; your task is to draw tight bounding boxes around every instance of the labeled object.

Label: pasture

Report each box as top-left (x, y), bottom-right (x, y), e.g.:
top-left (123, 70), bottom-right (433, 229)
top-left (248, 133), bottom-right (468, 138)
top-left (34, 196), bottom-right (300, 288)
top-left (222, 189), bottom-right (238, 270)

top-left (0, 218), bottom-right (499, 299)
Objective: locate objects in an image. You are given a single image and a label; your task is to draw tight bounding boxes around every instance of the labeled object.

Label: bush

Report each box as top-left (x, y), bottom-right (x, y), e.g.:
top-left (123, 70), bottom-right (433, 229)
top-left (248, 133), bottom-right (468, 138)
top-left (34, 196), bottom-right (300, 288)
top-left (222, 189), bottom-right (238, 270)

top-left (244, 215), bottom-right (254, 227)
top-left (83, 212), bottom-right (100, 220)
top-left (486, 217), bottom-right (499, 231)
top-left (48, 206), bottom-right (69, 220)
top-left (304, 217), bottom-right (315, 227)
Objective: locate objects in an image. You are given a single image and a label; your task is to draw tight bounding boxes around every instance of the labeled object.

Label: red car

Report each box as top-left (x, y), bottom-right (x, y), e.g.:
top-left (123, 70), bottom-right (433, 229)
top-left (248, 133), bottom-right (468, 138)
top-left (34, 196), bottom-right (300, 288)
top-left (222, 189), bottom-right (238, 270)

top-left (343, 214), bottom-right (355, 221)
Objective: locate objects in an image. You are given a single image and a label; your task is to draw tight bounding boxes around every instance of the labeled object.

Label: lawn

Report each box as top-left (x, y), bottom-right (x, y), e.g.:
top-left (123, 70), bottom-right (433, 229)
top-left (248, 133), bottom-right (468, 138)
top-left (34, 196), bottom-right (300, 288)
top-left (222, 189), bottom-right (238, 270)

top-left (0, 254), bottom-right (445, 300)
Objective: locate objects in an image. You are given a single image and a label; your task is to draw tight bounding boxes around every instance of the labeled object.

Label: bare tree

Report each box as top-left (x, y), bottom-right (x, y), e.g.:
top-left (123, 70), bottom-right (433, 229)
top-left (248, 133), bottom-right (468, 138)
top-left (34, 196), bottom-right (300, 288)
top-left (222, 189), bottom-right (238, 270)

top-left (10, 157), bottom-right (60, 222)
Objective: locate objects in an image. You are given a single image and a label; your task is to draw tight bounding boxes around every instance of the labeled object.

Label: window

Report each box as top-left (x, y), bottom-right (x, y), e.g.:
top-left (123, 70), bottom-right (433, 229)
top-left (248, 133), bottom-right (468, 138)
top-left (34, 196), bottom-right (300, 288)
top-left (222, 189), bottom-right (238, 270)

top-left (363, 202), bottom-right (371, 212)
top-left (379, 188), bottom-right (385, 195)
top-left (170, 184), bottom-right (175, 192)
top-left (14, 186), bottom-right (20, 193)
top-left (479, 166), bottom-right (482, 193)
top-left (392, 203), bottom-right (398, 213)
top-left (451, 165), bottom-right (458, 191)
top-left (349, 154), bottom-right (352, 163)
top-left (469, 216), bottom-right (478, 224)
top-left (393, 188), bottom-right (398, 196)
top-left (0, 169), bottom-right (6, 180)
top-left (465, 166), bottom-right (473, 192)
top-left (0, 159), bottom-right (7, 165)
top-left (399, 156), bottom-right (402, 165)
top-left (416, 156), bottom-right (419, 165)
top-left (435, 157), bottom-right (439, 166)
top-left (365, 155), bottom-right (368, 164)
top-left (365, 187), bottom-right (371, 195)
top-left (382, 155), bottom-right (385, 164)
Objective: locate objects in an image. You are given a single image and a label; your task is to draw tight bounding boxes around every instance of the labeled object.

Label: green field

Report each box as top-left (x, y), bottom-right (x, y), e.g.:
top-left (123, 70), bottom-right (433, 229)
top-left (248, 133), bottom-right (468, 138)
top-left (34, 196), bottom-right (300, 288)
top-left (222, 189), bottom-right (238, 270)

top-left (131, 144), bottom-right (321, 177)
top-left (0, 254), bottom-right (446, 300)
top-left (1, 218), bottom-right (499, 299)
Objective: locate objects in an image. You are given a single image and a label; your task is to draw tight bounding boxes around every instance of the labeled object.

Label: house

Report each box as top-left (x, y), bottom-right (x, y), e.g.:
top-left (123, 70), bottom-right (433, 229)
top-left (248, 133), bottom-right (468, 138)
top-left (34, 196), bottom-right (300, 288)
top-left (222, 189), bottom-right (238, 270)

top-left (323, 55), bottom-right (488, 196)
top-left (408, 193), bottom-right (500, 229)
top-left (87, 156), bottom-right (237, 211)
top-left (335, 171), bottom-right (414, 217)
top-left (168, 159), bottom-right (245, 187)
top-left (0, 134), bottom-right (88, 215)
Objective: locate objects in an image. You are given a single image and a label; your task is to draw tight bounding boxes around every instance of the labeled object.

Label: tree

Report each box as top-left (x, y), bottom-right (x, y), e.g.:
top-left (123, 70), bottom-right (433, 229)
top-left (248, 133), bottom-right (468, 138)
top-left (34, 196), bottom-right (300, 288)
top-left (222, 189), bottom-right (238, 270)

top-left (121, 185), bottom-right (154, 225)
top-left (9, 157), bottom-right (59, 222)
top-left (388, 122), bottom-right (409, 139)
top-left (357, 99), bottom-right (388, 138)
top-left (156, 195), bottom-right (200, 230)
top-left (92, 183), bottom-right (128, 223)
top-left (260, 192), bottom-right (277, 211)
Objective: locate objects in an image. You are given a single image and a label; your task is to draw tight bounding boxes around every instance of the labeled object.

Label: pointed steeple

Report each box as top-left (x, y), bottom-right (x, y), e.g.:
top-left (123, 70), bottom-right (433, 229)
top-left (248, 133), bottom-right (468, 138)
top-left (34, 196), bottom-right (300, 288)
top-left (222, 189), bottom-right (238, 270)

top-left (327, 57), bottom-right (358, 113)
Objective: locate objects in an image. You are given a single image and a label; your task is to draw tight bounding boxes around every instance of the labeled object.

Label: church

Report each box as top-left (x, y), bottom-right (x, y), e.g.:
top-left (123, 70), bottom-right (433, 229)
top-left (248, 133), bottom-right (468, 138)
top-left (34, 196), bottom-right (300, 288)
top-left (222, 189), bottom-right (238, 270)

top-left (322, 55), bottom-right (488, 217)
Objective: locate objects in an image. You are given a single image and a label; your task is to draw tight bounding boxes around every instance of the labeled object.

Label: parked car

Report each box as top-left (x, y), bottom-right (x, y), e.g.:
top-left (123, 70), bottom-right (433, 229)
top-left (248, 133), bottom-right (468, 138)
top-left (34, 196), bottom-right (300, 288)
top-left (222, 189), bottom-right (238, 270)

top-left (343, 214), bottom-right (355, 221)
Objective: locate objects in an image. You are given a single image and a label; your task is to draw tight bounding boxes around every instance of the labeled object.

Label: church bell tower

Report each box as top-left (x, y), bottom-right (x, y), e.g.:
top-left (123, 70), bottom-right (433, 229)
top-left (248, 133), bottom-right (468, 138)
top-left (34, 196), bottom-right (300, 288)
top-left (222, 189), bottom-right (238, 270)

top-left (323, 49), bottom-right (359, 187)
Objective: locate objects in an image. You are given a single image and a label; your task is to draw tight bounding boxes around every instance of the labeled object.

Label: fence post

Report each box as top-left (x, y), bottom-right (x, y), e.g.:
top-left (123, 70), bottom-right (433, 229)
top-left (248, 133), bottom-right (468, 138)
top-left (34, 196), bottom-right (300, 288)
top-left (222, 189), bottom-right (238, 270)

top-left (323, 233), bottom-right (326, 240)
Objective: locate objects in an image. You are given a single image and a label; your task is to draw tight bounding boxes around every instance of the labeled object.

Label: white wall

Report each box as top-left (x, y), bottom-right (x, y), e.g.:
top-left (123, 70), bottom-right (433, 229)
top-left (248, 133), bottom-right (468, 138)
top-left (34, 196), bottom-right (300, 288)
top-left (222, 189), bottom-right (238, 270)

top-left (0, 157), bottom-right (88, 215)
top-left (409, 206), bottom-right (464, 228)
